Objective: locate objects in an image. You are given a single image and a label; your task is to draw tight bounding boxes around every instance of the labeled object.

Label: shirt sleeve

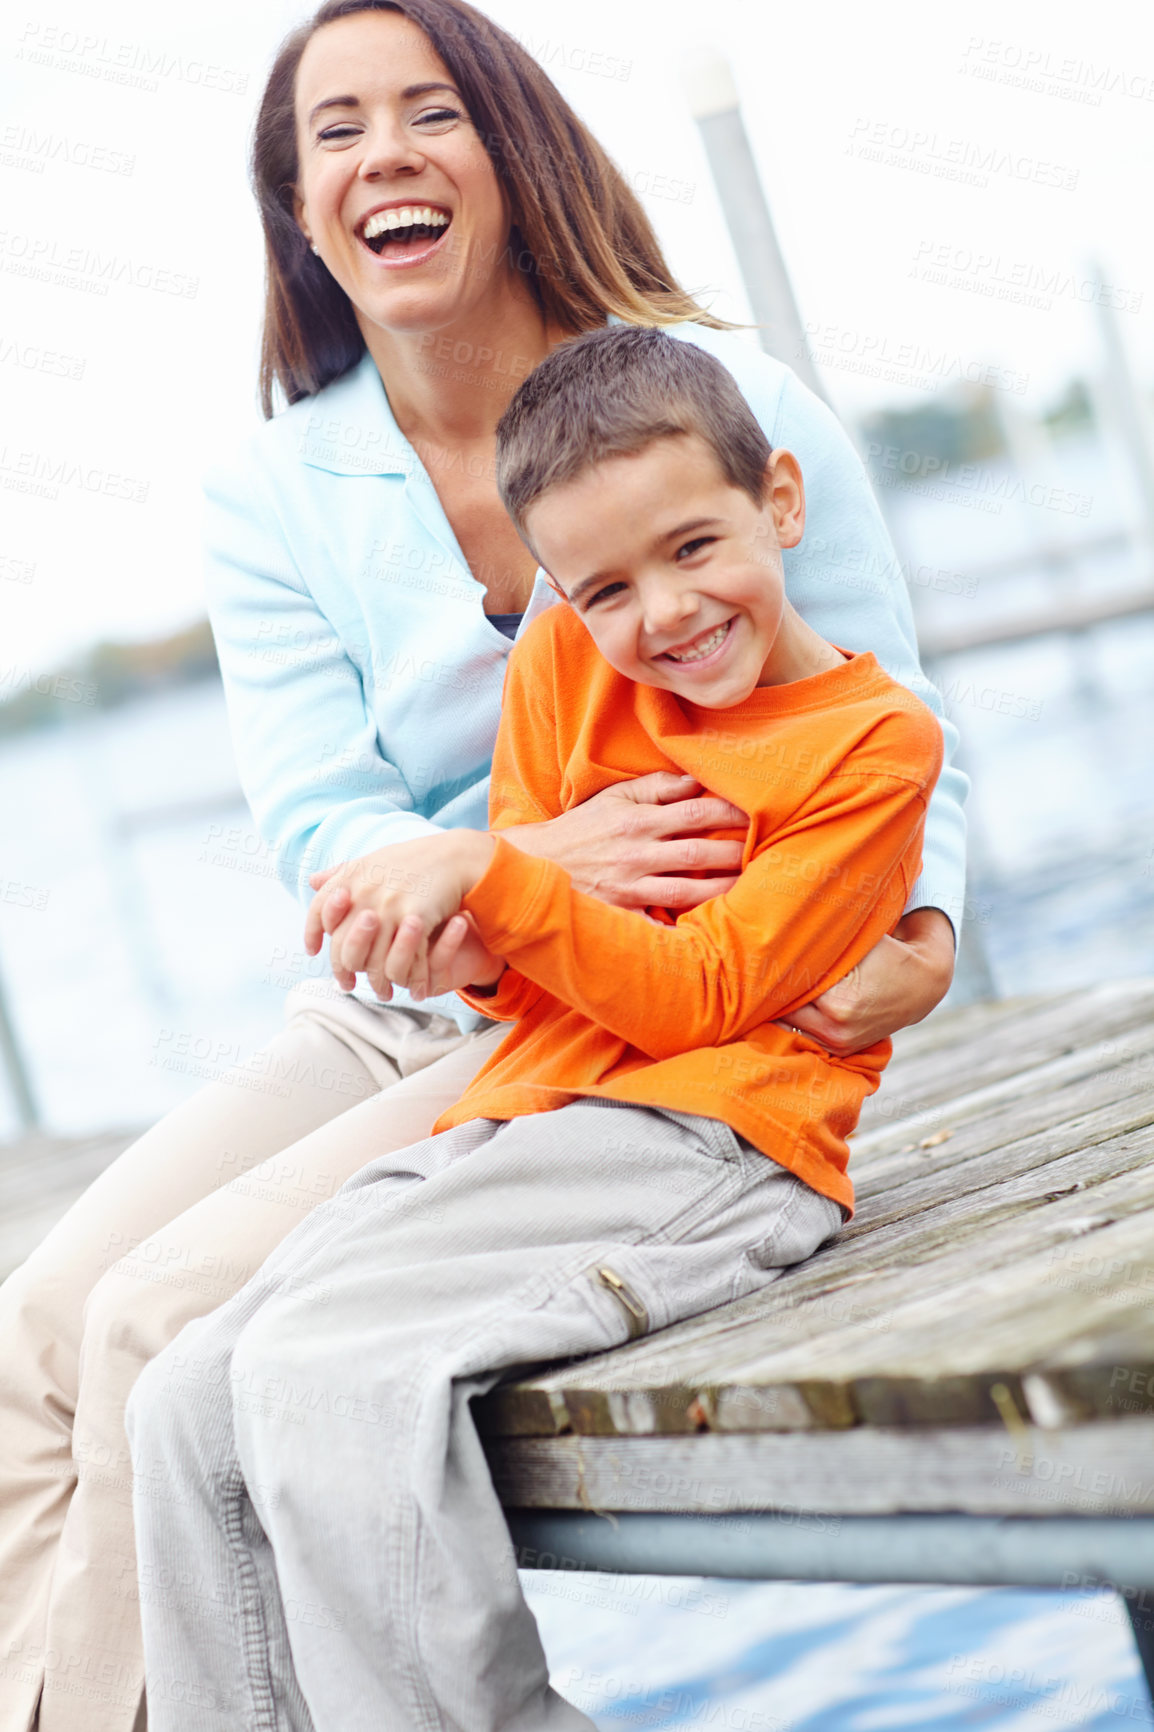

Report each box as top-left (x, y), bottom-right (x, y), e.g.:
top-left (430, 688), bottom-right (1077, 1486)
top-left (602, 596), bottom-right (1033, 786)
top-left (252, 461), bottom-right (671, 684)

top-left (463, 713), bottom-right (942, 1062)
top-left (203, 445), bottom-right (446, 906)
top-left (456, 969), bottom-right (544, 1024)
top-left (770, 368), bottom-right (969, 932)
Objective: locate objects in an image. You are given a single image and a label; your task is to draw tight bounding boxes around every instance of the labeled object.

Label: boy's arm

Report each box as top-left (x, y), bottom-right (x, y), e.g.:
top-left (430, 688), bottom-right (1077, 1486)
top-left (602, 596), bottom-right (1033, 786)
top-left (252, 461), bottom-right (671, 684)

top-left (461, 715), bottom-right (942, 1061)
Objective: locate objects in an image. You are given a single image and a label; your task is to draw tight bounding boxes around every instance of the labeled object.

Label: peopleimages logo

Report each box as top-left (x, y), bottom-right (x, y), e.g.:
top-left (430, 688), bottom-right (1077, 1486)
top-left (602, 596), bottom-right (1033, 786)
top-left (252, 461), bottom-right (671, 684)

top-left (911, 240), bottom-right (1143, 314)
top-left (0, 230), bottom-right (198, 299)
top-left (0, 123), bottom-right (135, 176)
top-left (16, 22), bottom-right (249, 95)
top-left (959, 37), bottom-right (1154, 108)
top-left (864, 443), bottom-right (1093, 519)
top-left (0, 445), bottom-right (148, 504)
top-left (846, 117), bottom-right (1079, 191)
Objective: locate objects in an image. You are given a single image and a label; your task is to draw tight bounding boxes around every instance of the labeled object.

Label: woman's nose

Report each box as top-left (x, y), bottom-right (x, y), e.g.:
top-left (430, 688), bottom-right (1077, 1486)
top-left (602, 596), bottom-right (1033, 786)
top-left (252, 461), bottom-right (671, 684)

top-left (357, 122), bottom-right (425, 181)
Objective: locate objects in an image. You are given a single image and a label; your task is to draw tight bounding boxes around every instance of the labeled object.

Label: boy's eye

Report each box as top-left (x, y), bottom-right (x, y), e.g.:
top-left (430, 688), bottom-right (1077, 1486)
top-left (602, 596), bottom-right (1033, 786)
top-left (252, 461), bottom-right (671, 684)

top-left (582, 582), bottom-right (625, 610)
top-left (676, 536), bottom-right (715, 560)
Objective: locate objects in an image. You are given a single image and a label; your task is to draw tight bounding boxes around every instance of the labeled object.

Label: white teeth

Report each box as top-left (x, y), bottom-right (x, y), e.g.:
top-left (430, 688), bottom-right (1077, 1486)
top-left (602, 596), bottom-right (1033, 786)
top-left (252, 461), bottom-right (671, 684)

top-left (361, 205), bottom-right (450, 240)
top-left (665, 622), bottom-right (729, 663)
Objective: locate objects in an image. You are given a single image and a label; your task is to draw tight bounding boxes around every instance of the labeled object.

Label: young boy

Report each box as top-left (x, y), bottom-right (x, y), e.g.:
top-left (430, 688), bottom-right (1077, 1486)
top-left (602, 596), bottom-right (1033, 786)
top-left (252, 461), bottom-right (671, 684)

top-left (126, 328), bottom-right (942, 1732)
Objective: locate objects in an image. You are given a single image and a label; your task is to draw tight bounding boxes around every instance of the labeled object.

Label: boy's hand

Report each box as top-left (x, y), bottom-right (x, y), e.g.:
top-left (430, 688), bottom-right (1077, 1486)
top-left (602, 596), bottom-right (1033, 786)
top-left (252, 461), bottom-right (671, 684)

top-left (304, 832), bottom-right (496, 1000)
top-left (424, 912), bottom-right (506, 999)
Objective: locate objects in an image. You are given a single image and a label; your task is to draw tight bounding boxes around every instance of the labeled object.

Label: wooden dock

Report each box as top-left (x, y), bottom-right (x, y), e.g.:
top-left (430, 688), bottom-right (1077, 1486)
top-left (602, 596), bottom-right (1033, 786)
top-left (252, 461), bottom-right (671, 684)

top-left (481, 977), bottom-right (1154, 1521)
top-left (6, 978), bottom-right (1154, 1525)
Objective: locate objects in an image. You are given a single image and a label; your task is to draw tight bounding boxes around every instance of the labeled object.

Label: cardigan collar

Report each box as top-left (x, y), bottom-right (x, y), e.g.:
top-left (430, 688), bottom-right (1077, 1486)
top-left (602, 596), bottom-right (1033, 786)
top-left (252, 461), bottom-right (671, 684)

top-left (296, 351), bottom-right (417, 478)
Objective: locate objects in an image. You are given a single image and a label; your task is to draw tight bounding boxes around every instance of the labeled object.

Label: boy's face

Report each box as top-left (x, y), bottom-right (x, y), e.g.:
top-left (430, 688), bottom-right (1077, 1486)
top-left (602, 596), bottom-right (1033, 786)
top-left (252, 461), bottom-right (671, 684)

top-left (524, 433), bottom-right (806, 708)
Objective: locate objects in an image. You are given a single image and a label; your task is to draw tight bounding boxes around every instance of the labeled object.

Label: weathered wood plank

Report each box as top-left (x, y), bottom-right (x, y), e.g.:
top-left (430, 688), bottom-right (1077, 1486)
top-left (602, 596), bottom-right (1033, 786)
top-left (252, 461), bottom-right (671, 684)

top-left (486, 1418), bottom-right (1154, 1516)
top-left (858, 980), bottom-right (1154, 1124)
top-left (853, 1021), bottom-right (1154, 1164)
top-left (852, 1057), bottom-right (1154, 1203)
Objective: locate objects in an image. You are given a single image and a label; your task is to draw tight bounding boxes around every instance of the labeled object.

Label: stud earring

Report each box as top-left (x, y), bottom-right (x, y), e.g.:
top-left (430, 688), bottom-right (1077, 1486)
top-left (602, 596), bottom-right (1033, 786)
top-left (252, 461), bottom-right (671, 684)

top-left (310, 243), bottom-right (319, 255)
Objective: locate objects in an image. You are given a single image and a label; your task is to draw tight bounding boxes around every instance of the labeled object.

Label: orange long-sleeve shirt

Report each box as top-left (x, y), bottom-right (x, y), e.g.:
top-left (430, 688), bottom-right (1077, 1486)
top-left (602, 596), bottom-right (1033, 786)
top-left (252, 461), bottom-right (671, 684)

top-left (433, 606), bottom-right (943, 1214)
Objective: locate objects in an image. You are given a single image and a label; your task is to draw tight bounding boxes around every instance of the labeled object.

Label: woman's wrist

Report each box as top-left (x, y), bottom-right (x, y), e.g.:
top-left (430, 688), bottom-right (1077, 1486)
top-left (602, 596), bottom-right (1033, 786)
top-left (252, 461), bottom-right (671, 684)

top-left (497, 818), bottom-right (560, 864)
top-left (453, 828), bottom-right (499, 890)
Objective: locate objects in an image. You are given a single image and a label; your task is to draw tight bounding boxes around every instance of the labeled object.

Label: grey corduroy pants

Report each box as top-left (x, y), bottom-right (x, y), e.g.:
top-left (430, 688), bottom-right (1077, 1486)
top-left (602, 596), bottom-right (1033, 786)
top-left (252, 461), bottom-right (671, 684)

top-left (125, 1098), bottom-right (842, 1732)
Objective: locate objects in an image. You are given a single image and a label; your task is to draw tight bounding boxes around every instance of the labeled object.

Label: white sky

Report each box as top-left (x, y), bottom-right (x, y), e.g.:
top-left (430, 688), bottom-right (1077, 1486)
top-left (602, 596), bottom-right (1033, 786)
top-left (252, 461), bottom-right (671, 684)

top-left (2, 0), bottom-right (1152, 674)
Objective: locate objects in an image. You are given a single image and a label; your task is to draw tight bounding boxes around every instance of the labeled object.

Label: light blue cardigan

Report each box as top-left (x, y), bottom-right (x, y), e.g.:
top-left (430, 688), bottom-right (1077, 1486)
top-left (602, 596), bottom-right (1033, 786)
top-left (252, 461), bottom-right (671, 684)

top-left (204, 324), bottom-right (968, 1031)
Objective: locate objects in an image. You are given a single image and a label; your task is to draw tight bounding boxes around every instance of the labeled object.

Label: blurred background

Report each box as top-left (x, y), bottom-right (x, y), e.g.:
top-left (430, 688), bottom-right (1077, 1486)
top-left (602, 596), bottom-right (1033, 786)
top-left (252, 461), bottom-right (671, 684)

top-left (2, 0), bottom-right (1153, 1722)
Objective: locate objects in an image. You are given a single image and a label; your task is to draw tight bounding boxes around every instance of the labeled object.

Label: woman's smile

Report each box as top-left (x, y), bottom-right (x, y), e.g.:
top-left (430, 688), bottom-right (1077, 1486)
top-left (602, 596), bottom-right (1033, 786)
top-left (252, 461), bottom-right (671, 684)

top-left (355, 199), bottom-right (454, 268)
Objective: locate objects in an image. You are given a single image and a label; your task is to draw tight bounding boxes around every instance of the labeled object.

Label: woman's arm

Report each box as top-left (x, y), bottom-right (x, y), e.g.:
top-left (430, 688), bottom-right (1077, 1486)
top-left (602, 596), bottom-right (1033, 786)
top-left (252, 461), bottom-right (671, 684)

top-left (204, 450), bottom-right (449, 907)
top-left (767, 365), bottom-right (968, 931)
top-left (767, 369), bottom-right (965, 1044)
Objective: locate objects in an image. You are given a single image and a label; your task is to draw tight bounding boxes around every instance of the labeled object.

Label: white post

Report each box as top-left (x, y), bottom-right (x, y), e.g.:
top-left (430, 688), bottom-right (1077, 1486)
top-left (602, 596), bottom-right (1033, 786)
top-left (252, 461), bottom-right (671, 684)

top-left (1091, 257), bottom-right (1154, 552)
top-left (683, 51), bottom-right (827, 403)
top-left (0, 957), bottom-right (39, 1131)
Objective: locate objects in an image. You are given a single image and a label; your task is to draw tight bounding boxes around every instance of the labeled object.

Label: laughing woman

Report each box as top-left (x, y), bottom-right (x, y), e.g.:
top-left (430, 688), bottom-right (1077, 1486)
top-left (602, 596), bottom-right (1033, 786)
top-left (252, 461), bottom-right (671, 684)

top-left (0, 1), bottom-right (966, 1727)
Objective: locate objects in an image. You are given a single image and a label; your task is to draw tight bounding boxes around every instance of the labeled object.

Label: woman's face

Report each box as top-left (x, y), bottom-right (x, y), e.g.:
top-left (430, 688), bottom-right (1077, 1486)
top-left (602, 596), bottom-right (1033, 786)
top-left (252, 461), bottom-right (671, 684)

top-left (293, 10), bottom-right (515, 339)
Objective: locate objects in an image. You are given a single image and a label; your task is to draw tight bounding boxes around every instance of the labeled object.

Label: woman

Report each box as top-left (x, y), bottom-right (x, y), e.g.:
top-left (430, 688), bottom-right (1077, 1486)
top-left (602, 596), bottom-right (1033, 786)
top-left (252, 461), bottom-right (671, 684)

top-left (0, 1), bottom-right (965, 1727)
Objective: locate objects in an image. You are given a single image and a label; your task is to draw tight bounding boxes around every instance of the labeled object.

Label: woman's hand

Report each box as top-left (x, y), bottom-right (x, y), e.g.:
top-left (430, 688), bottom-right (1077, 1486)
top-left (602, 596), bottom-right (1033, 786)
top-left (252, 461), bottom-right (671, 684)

top-left (502, 771), bottom-right (748, 910)
top-left (781, 907), bottom-right (956, 1055)
top-left (304, 832), bottom-right (496, 999)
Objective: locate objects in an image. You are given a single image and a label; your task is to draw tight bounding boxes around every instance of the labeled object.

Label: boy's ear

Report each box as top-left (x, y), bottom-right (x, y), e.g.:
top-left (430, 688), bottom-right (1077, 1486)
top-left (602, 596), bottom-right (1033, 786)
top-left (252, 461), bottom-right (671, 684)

top-left (762, 449), bottom-right (805, 550)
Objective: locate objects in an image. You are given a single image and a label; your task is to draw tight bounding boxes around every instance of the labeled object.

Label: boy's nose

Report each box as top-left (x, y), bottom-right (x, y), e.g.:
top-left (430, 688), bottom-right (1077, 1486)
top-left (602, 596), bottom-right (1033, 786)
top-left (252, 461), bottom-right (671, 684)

top-left (641, 585), bottom-right (698, 639)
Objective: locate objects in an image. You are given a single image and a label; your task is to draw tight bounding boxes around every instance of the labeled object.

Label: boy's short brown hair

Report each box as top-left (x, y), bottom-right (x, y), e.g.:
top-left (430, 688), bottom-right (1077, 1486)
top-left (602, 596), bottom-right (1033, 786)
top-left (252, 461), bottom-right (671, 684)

top-left (495, 326), bottom-right (772, 538)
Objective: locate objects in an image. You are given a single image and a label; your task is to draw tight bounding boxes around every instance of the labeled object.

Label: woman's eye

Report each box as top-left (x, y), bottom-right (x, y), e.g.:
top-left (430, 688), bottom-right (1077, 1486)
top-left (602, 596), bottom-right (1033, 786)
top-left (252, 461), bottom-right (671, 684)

top-left (318, 125), bottom-right (360, 142)
top-left (415, 107), bottom-right (462, 127)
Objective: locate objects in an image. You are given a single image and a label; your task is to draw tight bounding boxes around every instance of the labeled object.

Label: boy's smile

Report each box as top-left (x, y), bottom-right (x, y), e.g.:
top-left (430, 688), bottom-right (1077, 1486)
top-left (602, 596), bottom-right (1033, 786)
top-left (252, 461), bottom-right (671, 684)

top-left (525, 433), bottom-right (837, 707)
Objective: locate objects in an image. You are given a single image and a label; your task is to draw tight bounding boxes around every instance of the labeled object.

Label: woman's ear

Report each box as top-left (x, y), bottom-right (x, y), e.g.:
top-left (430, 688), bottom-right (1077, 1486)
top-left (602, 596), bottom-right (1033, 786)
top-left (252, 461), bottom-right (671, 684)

top-left (763, 449), bottom-right (806, 550)
top-left (292, 188), bottom-right (314, 251)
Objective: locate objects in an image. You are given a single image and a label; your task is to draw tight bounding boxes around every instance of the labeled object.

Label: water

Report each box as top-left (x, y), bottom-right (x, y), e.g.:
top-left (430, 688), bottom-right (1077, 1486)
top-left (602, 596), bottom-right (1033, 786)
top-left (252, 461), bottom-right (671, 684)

top-left (524, 1579), bottom-right (1150, 1729)
top-left (1, 516), bottom-right (1152, 1719)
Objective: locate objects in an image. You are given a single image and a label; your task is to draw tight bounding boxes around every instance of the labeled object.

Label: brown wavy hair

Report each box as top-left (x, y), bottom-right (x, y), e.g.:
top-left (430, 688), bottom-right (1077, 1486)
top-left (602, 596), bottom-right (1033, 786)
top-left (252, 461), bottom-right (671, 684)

top-left (252, 0), bottom-right (728, 417)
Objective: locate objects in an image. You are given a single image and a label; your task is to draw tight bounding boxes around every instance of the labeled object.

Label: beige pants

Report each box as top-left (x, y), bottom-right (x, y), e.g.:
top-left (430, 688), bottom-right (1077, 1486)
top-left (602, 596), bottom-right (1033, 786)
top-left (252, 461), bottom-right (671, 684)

top-left (0, 984), bottom-right (505, 1732)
